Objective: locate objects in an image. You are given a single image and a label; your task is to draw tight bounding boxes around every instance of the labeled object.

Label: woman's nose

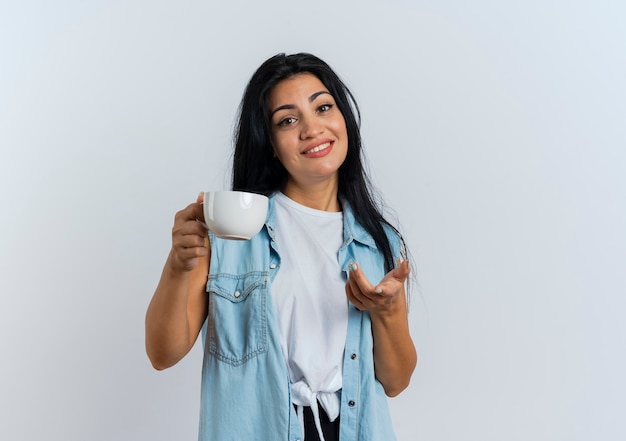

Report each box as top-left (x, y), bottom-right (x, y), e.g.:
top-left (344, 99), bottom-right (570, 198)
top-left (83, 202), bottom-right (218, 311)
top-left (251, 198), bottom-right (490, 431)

top-left (299, 116), bottom-right (324, 139)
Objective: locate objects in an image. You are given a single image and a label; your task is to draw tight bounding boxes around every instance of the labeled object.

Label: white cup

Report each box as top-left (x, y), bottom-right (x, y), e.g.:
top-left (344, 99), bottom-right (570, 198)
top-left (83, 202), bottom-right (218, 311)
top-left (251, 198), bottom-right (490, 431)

top-left (202, 191), bottom-right (268, 240)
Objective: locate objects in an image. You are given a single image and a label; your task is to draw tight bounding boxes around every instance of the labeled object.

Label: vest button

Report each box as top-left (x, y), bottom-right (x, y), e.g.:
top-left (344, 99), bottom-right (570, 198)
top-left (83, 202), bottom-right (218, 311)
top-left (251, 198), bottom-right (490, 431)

top-left (270, 263), bottom-right (277, 269)
top-left (348, 400), bottom-right (355, 407)
top-left (351, 353), bottom-right (357, 360)
top-left (234, 291), bottom-right (241, 298)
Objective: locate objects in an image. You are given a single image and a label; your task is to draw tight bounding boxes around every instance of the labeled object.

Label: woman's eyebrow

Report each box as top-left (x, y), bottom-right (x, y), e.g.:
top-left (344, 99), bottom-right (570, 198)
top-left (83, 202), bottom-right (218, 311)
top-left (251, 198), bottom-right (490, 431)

top-left (270, 91), bottom-right (332, 117)
top-left (270, 104), bottom-right (295, 117)
top-left (309, 90), bottom-right (331, 102)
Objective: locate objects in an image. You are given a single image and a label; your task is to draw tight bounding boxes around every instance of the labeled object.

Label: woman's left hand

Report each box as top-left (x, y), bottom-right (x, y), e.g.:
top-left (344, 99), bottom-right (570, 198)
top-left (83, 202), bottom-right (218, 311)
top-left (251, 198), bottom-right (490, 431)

top-left (345, 259), bottom-right (410, 315)
top-left (345, 258), bottom-right (416, 396)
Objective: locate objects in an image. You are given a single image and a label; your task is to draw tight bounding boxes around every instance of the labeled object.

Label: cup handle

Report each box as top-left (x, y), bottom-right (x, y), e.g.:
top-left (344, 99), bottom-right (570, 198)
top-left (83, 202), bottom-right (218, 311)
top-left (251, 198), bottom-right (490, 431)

top-left (196, 220), bottom-right (209, 230)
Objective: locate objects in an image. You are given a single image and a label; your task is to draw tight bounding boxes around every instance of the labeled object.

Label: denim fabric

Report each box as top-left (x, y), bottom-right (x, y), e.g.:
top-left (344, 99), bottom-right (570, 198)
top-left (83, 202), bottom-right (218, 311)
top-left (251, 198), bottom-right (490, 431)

top-left (199, 193), bottom-right (400, 441)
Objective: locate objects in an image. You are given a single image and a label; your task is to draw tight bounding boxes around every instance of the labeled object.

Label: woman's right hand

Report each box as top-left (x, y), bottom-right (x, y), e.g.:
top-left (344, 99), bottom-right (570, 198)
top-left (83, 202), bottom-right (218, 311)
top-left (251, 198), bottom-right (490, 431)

top-left (169, 192), bottom-right (209, 273)
top-left (146, 192), bottom-right (210, 370)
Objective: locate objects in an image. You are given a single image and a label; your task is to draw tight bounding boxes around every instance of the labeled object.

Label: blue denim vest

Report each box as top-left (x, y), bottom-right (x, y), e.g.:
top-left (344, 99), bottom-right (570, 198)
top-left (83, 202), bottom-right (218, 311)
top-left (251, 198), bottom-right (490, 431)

top-left (199, 194), bottom-right (400, 441)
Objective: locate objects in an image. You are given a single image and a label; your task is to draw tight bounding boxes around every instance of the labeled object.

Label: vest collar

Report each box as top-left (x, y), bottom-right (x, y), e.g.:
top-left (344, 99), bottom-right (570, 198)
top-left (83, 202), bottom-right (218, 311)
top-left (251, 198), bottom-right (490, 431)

top-left (265, 192), bottom-right (376, 249)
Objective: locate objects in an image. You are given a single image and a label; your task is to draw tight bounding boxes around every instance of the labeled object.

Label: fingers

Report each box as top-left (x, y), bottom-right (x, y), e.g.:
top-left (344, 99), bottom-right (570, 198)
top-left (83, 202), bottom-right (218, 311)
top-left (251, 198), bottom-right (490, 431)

top-left (170, 195), bottom-right (210, 272)
top-left (345, 281), bottom-right (366, 311)
top-left (346, 263), bottom-right (381, 311)
top-left (345, 259), bottom-right (410, 312)
top-left (175, 227), bottom-right (206, 249)
top-left (195, 191), bottom-right (206, 223)
top-left (377, 259), bottom-right (410, 292)
top-left (347, 262), bottom-right (375, 295)
top-left (176, 199), bottom-right (205, 226)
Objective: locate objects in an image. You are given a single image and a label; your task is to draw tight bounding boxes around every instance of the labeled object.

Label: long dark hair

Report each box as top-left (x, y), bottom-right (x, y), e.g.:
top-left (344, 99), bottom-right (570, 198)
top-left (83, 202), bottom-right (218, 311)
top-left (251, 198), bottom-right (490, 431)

top-left (232, 53), bottom-right (405, 272)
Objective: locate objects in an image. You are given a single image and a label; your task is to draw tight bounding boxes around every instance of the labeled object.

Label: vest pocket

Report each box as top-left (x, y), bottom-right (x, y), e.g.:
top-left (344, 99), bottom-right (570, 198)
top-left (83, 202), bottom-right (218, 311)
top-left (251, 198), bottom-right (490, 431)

top-left (206, 271), bottom-right (268, 366)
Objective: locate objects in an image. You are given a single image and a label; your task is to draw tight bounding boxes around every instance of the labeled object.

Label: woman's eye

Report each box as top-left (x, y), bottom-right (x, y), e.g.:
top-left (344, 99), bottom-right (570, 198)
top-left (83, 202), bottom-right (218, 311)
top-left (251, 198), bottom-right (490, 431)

top-left (318, 104), bottom-right (333, 113)
top-left (277, 117), bottom-right (296, 127)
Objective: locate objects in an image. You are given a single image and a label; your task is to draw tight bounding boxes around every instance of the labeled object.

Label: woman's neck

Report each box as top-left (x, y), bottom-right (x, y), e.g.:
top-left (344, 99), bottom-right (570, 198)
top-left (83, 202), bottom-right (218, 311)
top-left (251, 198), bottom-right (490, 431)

top-left (281, 179), bottom-right (341, 212)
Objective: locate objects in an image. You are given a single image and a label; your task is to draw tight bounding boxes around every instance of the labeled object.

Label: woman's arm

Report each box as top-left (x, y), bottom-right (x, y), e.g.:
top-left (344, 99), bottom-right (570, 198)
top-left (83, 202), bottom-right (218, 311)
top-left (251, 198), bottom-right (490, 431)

top-left (345, 259), bottom-right (417, 396)
top-left (145, 195), bottom-right (210, 370)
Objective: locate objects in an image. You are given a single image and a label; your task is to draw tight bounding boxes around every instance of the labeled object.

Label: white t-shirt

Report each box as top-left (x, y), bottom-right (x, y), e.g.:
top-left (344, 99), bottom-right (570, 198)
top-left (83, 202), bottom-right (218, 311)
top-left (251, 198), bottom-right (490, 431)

top-left (272, 193), bottom-right (348, 435)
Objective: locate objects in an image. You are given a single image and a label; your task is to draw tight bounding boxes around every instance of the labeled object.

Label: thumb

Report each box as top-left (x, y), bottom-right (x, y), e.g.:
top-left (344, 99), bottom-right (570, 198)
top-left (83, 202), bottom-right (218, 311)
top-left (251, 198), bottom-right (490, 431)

top-left (194, 192), bottom-right (206, 225)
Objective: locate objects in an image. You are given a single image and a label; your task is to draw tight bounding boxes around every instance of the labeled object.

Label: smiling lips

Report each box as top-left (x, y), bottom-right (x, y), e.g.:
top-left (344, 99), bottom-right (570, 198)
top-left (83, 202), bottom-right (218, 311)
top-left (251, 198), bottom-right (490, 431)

top-left (302, 141), bottom-right (333, 156)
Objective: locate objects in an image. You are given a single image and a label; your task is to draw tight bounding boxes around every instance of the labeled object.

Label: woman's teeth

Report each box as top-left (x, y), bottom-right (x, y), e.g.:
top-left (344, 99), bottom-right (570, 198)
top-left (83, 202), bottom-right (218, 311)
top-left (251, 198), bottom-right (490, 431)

top-left (304, 142), bottom-right (331, 154)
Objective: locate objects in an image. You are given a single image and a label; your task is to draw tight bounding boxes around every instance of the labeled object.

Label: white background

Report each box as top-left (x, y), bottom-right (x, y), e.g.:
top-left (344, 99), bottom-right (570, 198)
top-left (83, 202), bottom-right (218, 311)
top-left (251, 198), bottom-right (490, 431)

top-left (1, 1), bottom-right (625, 440)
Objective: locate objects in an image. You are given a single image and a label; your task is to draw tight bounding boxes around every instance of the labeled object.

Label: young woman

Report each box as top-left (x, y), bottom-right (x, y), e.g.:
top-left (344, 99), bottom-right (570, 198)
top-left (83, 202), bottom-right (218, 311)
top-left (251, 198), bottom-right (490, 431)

top-left (146, 53), bottom-right (417, 441)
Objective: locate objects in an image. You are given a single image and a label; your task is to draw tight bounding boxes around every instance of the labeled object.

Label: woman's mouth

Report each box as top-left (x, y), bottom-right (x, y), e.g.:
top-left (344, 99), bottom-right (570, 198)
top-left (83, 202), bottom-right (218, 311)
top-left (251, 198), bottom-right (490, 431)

top-left (303, 141), bottom-right (332, 155)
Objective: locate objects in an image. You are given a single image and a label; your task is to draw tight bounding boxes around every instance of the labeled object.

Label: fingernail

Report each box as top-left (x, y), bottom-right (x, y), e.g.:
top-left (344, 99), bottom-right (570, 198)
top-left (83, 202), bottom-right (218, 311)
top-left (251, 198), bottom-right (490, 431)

top-left (374, 288), bottom-right (382, 294)
top-left (350, 263), bottom-right (358, 271)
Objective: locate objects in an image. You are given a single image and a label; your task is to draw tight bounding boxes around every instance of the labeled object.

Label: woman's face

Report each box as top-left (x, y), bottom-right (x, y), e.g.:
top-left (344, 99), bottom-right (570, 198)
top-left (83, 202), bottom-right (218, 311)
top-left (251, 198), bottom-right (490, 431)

top-left (268, 73), bottom-right (348, 189)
